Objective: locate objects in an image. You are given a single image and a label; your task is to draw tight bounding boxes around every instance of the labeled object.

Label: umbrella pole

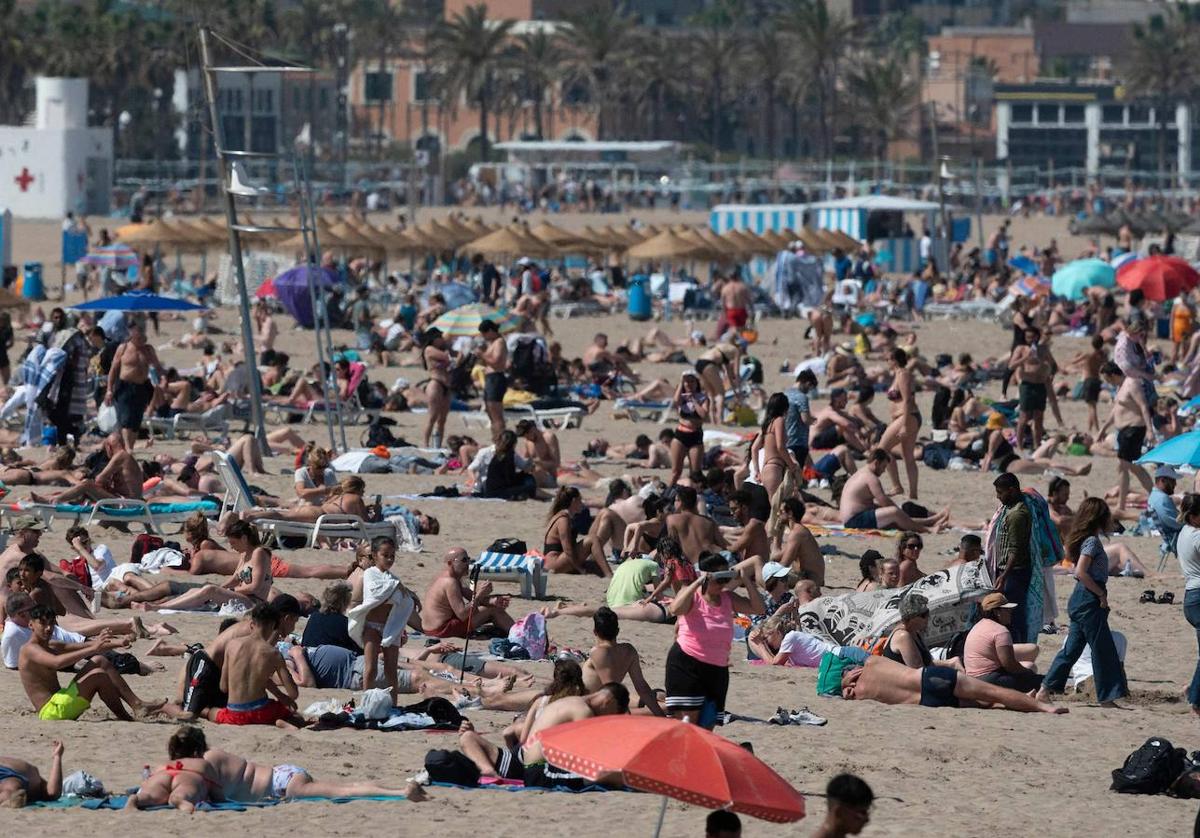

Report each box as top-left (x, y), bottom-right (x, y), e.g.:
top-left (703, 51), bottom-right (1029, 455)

top-left (652, 795), bottom-right (668, 838)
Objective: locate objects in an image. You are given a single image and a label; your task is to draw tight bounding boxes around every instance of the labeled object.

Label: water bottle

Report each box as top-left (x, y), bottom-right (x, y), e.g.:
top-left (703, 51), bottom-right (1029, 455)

top-left (142, 765), bottom-right (151, 781)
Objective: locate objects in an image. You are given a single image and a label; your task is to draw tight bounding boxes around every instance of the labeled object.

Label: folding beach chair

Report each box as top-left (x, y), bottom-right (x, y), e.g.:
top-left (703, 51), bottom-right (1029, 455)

top-left (474, 550), bottom-right (547, 599)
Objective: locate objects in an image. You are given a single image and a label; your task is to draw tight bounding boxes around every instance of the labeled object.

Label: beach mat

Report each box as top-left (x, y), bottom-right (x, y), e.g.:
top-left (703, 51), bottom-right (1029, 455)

top-left (43, 793), bottom-right (413, 811)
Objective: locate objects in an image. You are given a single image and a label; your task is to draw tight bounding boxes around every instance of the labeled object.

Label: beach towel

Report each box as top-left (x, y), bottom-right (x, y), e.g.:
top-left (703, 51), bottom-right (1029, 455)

top-left (791, 560), bottom-right (993, 648)
top-left (65, 794), bottom-right (412, 811)
top-left (805, 525), bottom-right (900, 539)
top-left (983, 488), bottom-right (1063, 643)
top-left (347, 566), bottom-right (415, 647)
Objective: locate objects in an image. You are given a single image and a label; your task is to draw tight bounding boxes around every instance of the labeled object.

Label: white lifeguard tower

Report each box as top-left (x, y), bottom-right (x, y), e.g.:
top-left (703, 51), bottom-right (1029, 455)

top-left (0, 77), bottom-right (113, 219)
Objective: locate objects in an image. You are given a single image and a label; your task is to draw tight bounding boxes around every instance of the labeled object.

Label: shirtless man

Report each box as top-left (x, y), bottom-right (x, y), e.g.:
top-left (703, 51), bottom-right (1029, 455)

top-left (667, 486), bottom-right (725, 560)
top-left (825, 346), bottom-right (866, 389)
top-left (420, 547), bottom-right (514, 638)
top-left (585, 607), bottom-right (663, 715)
top-left (810, 388), bottom-right (869, 453)
top-left (1098, 361), bottom-right (1155, 511)
top-left (0, 740), bottom-right (63, 808)
top-left (718, 273), bottom-right (753, 339)
top-left (582, 333), bottom-right (636, 383)
top-left (723, 489), bottom-right (770, 584)
top-left (775, 497), bottom-right (824, 586)
top-left (125, 726), bottom-right (223, 812)
top-left (839, 449), bottom-right (948, 533)
top-left (0, 519), bottom-right (87, 619)
top-left (1009, 325), bottom-right (1059, 449)
top-left (457, 683), bottom-right (630, 787)
top-left (516, 418), bottom-right (561, 488)
top-left (104, 322), bottom-right (166, 451)
top-left (203, 602), bottom-right (305, 728)
top-left (841, 654), bottom-right (1066, 714)
top-left (479, 319), bottom-right (509, 444)
top-left (1069, 335), bottom-right (1106, 435)
top-left (175, 594), bottom-right (303, 721)
top-left (30, 443), bottom-right (146, 505)
top-left (18, 606), bottom-right (164, 721)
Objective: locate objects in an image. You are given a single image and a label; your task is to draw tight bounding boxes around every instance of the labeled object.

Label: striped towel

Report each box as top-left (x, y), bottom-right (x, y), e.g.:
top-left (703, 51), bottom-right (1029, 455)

top-left (475, 551), bottom-right (542, 572)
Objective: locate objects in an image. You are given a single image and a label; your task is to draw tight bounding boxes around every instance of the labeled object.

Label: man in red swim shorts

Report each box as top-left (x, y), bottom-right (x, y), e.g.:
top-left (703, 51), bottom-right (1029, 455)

top-left (202, 603), bottom-right (306, 729)
top-left (719, 272), bottom-right (753, 336)
top-left (420, 548), bottom-right (516, 639)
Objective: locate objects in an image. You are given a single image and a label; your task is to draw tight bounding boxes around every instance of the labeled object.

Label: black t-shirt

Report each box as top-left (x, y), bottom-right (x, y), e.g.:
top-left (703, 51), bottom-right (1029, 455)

top-left (300, 611), bottom-right (361, 654)
top-left (98, 340), bottom-right (119, 376)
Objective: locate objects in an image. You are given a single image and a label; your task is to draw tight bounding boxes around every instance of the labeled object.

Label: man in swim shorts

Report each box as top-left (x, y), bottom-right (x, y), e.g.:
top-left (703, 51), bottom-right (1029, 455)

top-left (104, 321), bottom-right (166, 452)
top-left (1009, 325), bottom-right (1055, 449)
top-left (479, 319), bottom-right (509, 444)
top-left (420, 547), bottom-right (514, 638)
top-left (841, 655), bottom-right (1066, 713)
top-left (201, 603), bottom-right (306, 728)
top-left (718, 272), bottom-right (753, 336)
top-left (0, 739), bottom-right (64, 807)
top-left (838, 449), bottom-right (948, 533)
top-left (18, 606), bottom-right (166, 721)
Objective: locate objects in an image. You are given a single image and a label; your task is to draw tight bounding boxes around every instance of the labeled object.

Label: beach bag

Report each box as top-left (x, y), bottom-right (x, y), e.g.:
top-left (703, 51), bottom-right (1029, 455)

top-left (97, 403), bottom-right (118, 434)
top-left (1111, 737), bottom-right (1187, 795)
top-left (509, 611), bottom-right (549, 659)
top-left (59, 557), bottom-right (91, 587)
top-left (399, 696), bottom-right (464, 728)
top-left (359, 688), bottom-right (393, 721)
top-left (488, 538), bottom-right (527, 555)
top-left (816, 651), bottom-right (855, 697)
top-left (922, 443), bottom-right (954, 470)
top-left (424, 749), bottom-right (481, 787)
top-left (130, 534), bottom-right (164, 564)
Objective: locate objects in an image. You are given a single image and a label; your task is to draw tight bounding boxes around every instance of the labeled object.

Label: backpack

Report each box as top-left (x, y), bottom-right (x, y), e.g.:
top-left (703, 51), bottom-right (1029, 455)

top-left (424, 749), bottom-right (481, 787)
top-left (131, 534), bottom-right (164, 564)
top-left (1110, 737), bottom-right (1187, 795)
top-left (365, 418), bottom-right (399, 448)
top-left (922, 443), bottom-right (954, 470)
top-left (487, 538), bottom-right (527, 555)
top-left (510, 339), bottom-right (539, 382)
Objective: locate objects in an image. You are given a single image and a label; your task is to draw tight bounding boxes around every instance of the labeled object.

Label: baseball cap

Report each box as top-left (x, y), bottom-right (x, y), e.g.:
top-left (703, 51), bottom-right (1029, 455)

top-left (980, 592), bottom-right (1017, 611)
top-left (1155, 464), bottom-right (1180, 480)
top-left (517, 256), bottom-right (532, 266)
top-left (8, 514), bottom-right (46, 532)
top-left (762, 561), bottom-right (790, 581)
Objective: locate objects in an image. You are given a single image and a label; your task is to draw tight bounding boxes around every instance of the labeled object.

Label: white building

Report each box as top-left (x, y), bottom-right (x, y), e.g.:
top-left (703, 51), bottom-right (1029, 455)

top-left (0, 78), bottom-right (112, 219)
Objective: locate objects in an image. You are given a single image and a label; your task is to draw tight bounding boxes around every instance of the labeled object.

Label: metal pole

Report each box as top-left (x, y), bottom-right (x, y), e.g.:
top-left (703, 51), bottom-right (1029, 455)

top-left (973, 158), bottom-right (985, 252)
top-left (199, 27), bottom-right (269, 451)
top-left (929, 102), bottom-right (950, 261)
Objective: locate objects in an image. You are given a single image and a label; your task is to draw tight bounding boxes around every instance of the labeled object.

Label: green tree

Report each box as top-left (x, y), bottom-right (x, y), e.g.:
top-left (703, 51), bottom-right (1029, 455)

top-left (777, 0), bottom-right (855, 159)
top-left (432, 3), bottom-right (514, 162)
top-left (561, 1), bottom-right (635, 140)
top-left (512, 29), bottom-right (566, 140)
top-left (1125, 9), bottom-right (1200, 178)
top-left (689, 0), bottom-right (743, 152)
top-left (846, 52), bottom-right (920, 161)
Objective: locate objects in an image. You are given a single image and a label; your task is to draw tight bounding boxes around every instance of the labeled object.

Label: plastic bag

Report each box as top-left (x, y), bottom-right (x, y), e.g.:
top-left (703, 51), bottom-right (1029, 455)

top-left (302, 698), bottom-right (345, 720)
top-left (97, 403), bottom-right (118, 433)
top-left (359, 688), bottom-right (393, 720)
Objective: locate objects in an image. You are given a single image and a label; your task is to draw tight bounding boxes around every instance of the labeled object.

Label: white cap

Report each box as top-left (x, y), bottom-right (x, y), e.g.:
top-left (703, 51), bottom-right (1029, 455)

top-left (516, 256), bottom-right (532, 266)
top-left (762, 561), bottom-right (790, 581)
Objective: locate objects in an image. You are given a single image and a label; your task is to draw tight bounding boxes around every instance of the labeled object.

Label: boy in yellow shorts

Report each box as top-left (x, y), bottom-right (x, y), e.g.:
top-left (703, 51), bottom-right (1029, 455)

top-left (18, 606), bottom-right (166, 721)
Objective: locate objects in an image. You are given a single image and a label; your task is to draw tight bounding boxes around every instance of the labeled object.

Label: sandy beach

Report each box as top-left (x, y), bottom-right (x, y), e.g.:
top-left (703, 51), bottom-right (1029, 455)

top-left (3, 209), bottom-right (1200, 837)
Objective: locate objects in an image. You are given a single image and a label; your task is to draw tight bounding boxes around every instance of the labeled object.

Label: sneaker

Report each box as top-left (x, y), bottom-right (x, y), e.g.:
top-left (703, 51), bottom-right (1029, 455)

top-left (1041, 622), bottom-right (1059, 635)
top-left (453, 694), bottom-right (483, 711)
top-left (768, 706), bottom-right (791, 726)
top-left (788, 707), bottom-right (827, 726)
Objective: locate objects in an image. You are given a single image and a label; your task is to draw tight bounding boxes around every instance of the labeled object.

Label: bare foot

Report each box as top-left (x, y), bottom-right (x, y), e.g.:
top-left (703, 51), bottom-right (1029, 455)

top-left (133, 698), bottom-right (167, 718)
top-left (147, 622), bottom-right (177, 637)
top-left (1041, 703), bottom-right (1069, 714)
top-left (131, 616), bottom-right (150, 640)
top-left (29, 492), bottom-right (49, 504)
top-left (1077, 463), bottom-right (1092, 476)
top-left (404, 780), bottom-right (428, 802)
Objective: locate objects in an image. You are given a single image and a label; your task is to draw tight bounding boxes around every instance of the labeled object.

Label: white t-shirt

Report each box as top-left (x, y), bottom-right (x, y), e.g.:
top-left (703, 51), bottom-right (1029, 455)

top-left (467, 445), bottom-right (530, 495)
top-left (80, 544), bottom-right (116, 588)
top-left (779, 630), bottom-right (834, 667)
top-left (295, 466), bottom-right (337, 490)
top-left (2, 620), bottom-right (86, 669)
top-left (1179, 524), bottom-right (1200, 590)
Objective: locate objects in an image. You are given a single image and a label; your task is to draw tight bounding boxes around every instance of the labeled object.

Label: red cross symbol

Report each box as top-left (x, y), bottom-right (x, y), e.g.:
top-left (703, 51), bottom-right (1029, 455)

top-left (14, 168), bottom-right (33, 192)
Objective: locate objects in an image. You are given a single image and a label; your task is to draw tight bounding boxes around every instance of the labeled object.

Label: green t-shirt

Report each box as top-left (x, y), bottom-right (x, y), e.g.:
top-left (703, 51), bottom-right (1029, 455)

top-left (605, 558), bottom-right (659, 608)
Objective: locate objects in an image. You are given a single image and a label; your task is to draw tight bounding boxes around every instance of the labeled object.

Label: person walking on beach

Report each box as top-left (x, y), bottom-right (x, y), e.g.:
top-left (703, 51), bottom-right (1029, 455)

top-left (479, 319), bottom-right (509, 444)
top-left (105, 322), bottom-right (165, 451)
top-left (1037, 498), bottom-right (1128, 708)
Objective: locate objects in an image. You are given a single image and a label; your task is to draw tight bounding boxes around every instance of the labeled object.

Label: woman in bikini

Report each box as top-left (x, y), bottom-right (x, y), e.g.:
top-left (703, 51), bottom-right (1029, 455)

top-left (145, 520), bottom-right (273, 611)
top-left (0, 447), bottom-right (80, 486)
top-left (855, 550), bottom-right (881, 592)
top-left (241, 476), bottom-right (370, 525)
top-left (694, 340), bottom-right (739, 424)
top-left (622, 495), bottom-right (667, 557)
top-left (421, 327), bottom-right (451, 449)
top-left (878, 348), bottom-right (922, 499)
top-left (750, 392), bottom-right (802, 499)
top-left (541, 487), bottom-right (607, 576)
top-left (669, 372), bottom-right (709, 486)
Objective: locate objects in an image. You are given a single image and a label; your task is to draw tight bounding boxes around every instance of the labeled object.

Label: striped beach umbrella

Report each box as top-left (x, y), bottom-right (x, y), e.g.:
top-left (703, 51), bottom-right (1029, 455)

top-left (431, 303), bottom-right (523, 338)
top-left (81, 243), bottom-right (140, 269)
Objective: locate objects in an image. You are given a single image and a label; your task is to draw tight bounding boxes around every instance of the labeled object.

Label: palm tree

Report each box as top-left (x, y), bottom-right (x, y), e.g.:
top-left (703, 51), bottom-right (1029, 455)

top-left (1125, 8), bottom-right (1200, 178)
top-left (351, 0), bottom-right (408, 156)
top-left (560, 1), bottom-right (635, 140)
top-left (777, 0), bottom-right (856, 159)
top-left (689, 0), bottom-right (743, 153)
top-left (742, 24), bottom-right (790, 159)
top-left (0, 0), bottom-right (35, 125)
top-left (513, 29), bottom-right (566, 140)
top-left (432, 3), bottom-right (513, 162)
top-left (846, 52), bottom-right (920, 161)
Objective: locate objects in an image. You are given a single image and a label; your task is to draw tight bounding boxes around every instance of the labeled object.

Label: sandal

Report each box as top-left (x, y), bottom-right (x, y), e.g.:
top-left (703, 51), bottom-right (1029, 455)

top-left (1139, 589), bottom-right (1157, 603)
top-left (1158, 591), bottom-right (1175, 605)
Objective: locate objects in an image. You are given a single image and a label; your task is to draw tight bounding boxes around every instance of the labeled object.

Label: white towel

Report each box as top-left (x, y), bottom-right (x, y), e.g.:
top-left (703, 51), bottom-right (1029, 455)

top-left (347, 566), bottom-right (415, 648)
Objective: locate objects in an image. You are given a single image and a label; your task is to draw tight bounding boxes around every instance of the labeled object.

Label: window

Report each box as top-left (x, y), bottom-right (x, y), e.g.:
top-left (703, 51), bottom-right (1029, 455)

top-left (1063, 105), bottom-right (1084, 124)
top-left (1010, 104), bottom-right (1033, 123)
top-left (365, 71), bottom-right (393, 103)
top-left (413, 71), bottom-right (434, 103)
top-left (1102, 105), bottom-right (1124, 125)
top-left (1129, 105), bottom-right (1150, 124)
top-left (263, 90), bottom-right (272, 112)
top-left (319, 88), bottom-right (329, 110)
top-left (1036, 104), bottom-right (1058, 125)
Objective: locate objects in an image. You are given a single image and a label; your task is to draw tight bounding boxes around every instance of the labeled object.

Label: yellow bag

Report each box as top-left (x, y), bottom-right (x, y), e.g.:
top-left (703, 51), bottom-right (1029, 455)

top-left (731, 404), bottom-right (758, 426)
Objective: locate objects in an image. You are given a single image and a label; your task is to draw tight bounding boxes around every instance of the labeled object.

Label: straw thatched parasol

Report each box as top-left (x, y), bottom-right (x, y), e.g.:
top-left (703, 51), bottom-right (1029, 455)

top-left (626, 228), bottom-right (713, 260)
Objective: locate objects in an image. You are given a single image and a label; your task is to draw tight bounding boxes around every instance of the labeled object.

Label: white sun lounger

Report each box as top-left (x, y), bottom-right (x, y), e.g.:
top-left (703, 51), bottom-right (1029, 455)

top-left (146, 404), bottom-right (230, 441)
top-left (213, 452), bottom-right (410, 549)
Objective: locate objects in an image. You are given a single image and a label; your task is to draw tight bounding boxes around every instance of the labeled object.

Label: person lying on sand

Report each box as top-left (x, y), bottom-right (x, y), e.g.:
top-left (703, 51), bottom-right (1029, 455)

top-left (0, 739), bottom-right (64, 808)
top-left (841, 655), bottom-right (1066, 714)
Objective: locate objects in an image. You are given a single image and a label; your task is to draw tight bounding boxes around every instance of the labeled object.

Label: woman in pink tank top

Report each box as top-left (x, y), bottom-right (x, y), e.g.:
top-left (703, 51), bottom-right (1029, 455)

top-left (665, 554), bottom-right (764, 728)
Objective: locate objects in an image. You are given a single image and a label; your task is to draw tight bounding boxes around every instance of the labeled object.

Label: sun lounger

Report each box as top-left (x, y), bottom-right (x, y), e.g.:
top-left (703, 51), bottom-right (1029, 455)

top-left (613, 399), bottom-right (671, 423)
top-left (461, 404), bottom-right (585, 431)
top-left (5, 498), bottom-right (220, 534)
top-left (474, 550), bottom-right (547, 599)
top-left (213, 451), bottom-right (407, 549)
top-left (145, 404), bottom-right (230, 441)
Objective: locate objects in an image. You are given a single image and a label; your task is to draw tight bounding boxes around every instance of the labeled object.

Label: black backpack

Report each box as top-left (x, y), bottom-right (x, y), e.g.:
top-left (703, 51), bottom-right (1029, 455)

top-left (424, 749), bottom-right (481, 786)
top-left (488, 538), bottom-right (528, 555)
top-left (1111, 737), bottom-right (1187, 795)
top-left (365, 418), bottom-right (398, 448)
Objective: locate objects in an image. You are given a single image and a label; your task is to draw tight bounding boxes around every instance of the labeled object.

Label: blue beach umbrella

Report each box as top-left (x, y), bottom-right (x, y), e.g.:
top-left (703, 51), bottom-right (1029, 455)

top-left (71, 290), bottom-right (206, 312)
top-left (1137, 430), bottom-right (1200, 467)
top-left (1007, 255), bottom-right (1039, 276)
top-left (1051, 259), bottom-right (1116, 300)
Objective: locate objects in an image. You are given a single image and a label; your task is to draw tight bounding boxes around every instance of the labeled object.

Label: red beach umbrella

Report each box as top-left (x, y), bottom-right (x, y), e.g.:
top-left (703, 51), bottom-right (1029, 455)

top-left (1116, 255), bottom-right (1200, 301)
top-left (537, 716), bottom-right (805, 835)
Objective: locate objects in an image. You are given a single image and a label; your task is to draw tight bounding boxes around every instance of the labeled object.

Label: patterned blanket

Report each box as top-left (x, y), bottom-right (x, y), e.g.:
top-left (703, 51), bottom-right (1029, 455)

top-left (791, 560), bottom-right (994, 648)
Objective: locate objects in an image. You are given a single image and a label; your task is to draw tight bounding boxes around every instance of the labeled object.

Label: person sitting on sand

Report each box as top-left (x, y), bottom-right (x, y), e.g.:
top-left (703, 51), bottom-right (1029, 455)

top-left (841, 655), bottom-right (1066, 713)
top-left (879, 594), bottom-right (961, 670)
top-left (18, 606), bottom-right (166, 721)
top-left (0, 739), bottom-right (64, 809)
top-left (963, 593), bottom-right (1043, 693)
top-left (838, 449), bottom-right (949, 533)
top-left (540, 487), bottom-right (612, 576)
top-left (582, 607), bottom-right (663, 715)
top-left (202, 602), bottom-right (306, 728)
top-left (773, 497), bottom-right (824, 586)
top-left (667, 486), bottom-right (726, 558)
top-left (811, 773), bottom-right (875, 838)
top-left (420, 547), bottom-right (514, 638)
top-left (143, 519), bottom-right (273, 612)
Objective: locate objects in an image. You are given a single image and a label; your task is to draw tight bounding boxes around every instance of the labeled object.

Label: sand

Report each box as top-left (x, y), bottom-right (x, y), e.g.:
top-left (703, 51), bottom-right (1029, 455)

top-left (4, 209), bottom-right (1200, 836)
